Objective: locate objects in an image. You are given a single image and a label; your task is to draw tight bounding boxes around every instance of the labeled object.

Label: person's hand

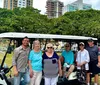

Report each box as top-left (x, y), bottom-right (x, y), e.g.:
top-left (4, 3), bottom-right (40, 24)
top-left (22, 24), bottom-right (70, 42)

top-left (77, 63), bottom-right (83, 67)
top-left (29, 69), bottom-right (34, 78)
top-left (66, 71), bottom-right (71, 78)
top-left (77, 63), bottom-right (81, 67)
top-left (80, 63), bottom-right (83, 66)
top-left (66, 74), bottom-right (68, 78)
top-left (59, 70), bottom-right (62, 77)
top-left (97, 62), bottom-right (100, 68)
top-left (14, 69), bottom-right (18, 77)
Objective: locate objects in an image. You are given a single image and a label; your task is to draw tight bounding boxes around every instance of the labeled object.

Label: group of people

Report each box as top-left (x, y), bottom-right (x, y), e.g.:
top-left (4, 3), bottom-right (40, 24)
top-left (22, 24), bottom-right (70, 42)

top-left (12, 36), bottom-right (100, 85)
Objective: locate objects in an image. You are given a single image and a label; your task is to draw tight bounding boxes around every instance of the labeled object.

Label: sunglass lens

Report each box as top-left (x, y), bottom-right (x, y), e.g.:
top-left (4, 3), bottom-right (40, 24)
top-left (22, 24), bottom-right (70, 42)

top-left (47, 47), bottom-right (52, 49)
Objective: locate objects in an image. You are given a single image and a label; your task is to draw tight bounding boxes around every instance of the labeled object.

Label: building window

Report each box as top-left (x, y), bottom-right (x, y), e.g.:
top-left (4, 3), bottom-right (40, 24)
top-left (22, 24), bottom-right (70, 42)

top-left (68, 4), bottom-right (78, 11)
top-left (83, 5), bottom-right (91, 10)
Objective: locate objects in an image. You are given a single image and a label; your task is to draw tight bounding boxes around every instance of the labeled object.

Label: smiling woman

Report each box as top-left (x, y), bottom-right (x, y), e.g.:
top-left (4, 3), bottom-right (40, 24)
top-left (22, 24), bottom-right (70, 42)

top-left (42, 43), bottom-right (62, 85)
top-left (28, 40), bottom-right (42, 85)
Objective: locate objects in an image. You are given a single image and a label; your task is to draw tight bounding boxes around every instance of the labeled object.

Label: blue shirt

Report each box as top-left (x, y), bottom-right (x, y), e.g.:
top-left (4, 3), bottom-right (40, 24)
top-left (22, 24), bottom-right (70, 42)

top-left (61, 50), bottom-right (74, 65)
top-left (28, 50), bottom-right (42, 71)
top-left (86, 45), bottom-right (99, 61)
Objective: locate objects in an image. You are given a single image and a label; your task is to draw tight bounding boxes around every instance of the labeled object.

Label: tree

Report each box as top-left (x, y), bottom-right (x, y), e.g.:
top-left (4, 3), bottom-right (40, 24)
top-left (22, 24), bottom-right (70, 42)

top-left (0, 8), bottom-right (100, 38)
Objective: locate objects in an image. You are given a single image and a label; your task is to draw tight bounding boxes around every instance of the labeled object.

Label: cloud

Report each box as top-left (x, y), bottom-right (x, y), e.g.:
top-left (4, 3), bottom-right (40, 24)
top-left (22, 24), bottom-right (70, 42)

top-left (0, 0), bottom-right (3, 8)
top-left (92, 0), bottom-right (100, 10)
top-left (33, 0), bottom-right (100, 14)
top-left (33, 0), bottom-right (47, 14)
top-left (84, 0), bottom-right (100, 10)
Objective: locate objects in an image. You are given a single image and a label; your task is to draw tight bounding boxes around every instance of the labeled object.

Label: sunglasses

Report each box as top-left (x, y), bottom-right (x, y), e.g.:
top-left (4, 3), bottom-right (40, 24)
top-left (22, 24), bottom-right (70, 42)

top-left (65, 46), bottom-right (70, 47)
top-left (47, 47), bottom-right (53, 49)
top-left (79, 44), bottom-right (84, 46)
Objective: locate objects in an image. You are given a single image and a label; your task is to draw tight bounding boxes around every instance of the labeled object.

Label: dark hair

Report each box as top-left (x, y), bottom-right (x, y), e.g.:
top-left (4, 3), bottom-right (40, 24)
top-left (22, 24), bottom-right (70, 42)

top-left (65, 42), bottom-right (70, 47)
top-left (23, 36), bottom-right (29, 40)
top-left (22, 36), bottom-right (29, 41)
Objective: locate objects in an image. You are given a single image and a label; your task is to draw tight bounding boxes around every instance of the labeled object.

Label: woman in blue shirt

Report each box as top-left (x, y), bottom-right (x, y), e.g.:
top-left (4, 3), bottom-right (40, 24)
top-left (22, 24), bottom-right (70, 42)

top-left (28, 40), bottom-right (42, 85)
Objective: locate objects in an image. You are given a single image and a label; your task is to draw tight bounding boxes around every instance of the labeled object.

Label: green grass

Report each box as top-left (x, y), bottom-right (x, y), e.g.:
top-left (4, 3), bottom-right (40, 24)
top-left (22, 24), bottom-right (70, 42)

top-left (0, 52), bottom-right (13, 77)
top-left (0, 52), bottom-right (13, 68)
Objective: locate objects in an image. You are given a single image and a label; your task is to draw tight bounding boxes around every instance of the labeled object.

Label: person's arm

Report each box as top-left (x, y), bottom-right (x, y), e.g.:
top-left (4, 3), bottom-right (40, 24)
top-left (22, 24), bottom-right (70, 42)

top-left (97, 56), bottom-right (100, 68)
top-left (54, 52), bottom-right (62, 76)
top-left (60, 56), bottom-right (64, 64)
top-left (58, 59), bottom-right (62, 76)
top-left (28, 60), bottom-right (33, 78)
top-left (28, 51), bottom-right (33, 78)
top-left (98, 48), bottom-right (100, 65)
top-left (60, 51), bottom-right (65, 66)
top-left (12, 48), bottom-right (19, 76)
top-left (70, 51), bottom-right (74, 64)
top-left (98, 55), bottom-right (100, 63)
top-left (13, 65), bottom-right (18, 76)
top-left (95, 47), bottom-right (100, 67)
top-left (81, 50), bottom-right (90, 66)
top-left (76, 51), bottom-right (79, 66)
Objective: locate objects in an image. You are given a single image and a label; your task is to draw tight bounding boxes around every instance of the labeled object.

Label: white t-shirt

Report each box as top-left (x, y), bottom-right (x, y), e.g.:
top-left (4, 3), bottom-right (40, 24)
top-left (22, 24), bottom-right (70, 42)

top-left (76, 49), bottom-right (90, 70)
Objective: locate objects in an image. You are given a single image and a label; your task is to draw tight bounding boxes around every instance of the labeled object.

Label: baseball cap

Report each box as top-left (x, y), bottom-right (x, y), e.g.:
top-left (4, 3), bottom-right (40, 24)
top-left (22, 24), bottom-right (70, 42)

top-left (88, 38), bottom-right (93, 42)
top-left (79, 42), bottom-right (85, 46)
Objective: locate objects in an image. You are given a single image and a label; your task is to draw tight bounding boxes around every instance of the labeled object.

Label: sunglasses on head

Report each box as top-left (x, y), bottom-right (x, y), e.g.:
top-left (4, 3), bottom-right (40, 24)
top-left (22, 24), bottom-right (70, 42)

top-left (47, 47), bottom-right (53, 49)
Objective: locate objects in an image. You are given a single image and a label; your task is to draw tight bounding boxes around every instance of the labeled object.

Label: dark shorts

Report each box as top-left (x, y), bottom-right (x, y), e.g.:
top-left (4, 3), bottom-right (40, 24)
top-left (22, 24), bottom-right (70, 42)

top-left (87, 60), bottom-right (100, 75)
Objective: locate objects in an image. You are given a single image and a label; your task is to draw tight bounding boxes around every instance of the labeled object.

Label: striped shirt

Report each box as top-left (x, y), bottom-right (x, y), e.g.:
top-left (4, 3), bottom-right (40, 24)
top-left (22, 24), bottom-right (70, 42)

top-left (42, 52), bottom-right (59, 78)
top-left (12, 46), bottom-right (30, 72)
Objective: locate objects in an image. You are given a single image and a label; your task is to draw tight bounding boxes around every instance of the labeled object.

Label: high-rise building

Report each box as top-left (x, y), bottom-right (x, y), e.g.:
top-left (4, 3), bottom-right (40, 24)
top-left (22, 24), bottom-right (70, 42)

top-left (63, 0), bottom-right (92, 14)
top-left (4, 0), bottom-right (13, 10)
top-left (27, 0), bottom-right (33, 7)
top-left (46, 0), bottom-right (64, 18)
top-left (3, 0), bottom-right (33, 10)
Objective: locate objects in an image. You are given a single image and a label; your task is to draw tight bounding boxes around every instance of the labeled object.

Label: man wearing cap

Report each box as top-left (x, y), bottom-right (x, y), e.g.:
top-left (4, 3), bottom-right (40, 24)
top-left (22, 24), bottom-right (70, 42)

top-left (60, 42), bottom-right (74, 79)
top-left (86, 38), bottom-right (100, 85)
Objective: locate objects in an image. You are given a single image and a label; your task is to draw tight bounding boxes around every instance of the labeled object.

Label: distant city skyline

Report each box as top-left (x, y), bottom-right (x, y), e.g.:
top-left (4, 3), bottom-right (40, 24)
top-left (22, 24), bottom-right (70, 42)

top-left (0, 0), bottom-right (100, 14)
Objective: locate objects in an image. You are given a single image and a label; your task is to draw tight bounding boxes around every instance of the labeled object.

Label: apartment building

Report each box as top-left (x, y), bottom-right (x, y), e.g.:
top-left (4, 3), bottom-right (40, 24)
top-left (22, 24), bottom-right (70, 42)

top-left (3, 0), bottom-right (33, 10)
top-left (46, 0), bottom-right (64, 18)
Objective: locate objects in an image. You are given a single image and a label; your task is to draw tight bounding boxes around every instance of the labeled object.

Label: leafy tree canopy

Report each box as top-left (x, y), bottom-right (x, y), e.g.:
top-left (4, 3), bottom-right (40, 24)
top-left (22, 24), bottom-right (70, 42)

top-left (0, 8), bottom-right (100, 38)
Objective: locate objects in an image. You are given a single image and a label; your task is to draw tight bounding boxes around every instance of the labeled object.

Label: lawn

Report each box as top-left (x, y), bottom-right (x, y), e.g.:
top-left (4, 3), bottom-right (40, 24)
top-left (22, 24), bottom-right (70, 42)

top-left (0, 51), bottom-right (13, 77)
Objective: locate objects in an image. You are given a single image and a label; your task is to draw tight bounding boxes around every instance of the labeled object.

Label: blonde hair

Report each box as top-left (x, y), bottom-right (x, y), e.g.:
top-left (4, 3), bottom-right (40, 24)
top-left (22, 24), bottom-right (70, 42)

top-left (46, 43), bottom-right (54, 50)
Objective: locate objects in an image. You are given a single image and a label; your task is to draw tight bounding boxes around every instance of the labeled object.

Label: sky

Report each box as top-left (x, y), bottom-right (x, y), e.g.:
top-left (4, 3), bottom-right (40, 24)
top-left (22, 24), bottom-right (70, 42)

top-left (0, 0), bottom-right (100, 14)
